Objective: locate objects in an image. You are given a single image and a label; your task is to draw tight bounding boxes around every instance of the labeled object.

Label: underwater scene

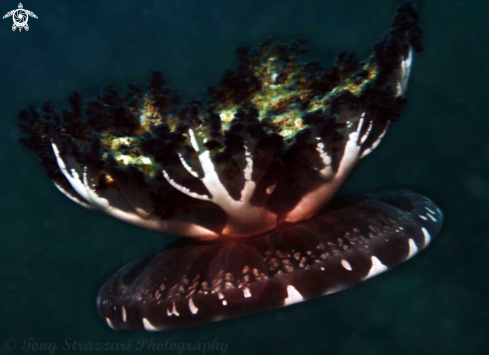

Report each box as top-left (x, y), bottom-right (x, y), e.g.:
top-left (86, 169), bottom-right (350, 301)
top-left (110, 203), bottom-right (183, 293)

top-left (0, 0), bottom-right (487, 354)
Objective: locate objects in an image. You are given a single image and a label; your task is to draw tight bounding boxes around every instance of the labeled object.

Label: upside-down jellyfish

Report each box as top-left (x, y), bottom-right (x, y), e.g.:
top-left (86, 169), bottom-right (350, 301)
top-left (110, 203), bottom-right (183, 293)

top-left (19, 1), bottom-right (442, 331)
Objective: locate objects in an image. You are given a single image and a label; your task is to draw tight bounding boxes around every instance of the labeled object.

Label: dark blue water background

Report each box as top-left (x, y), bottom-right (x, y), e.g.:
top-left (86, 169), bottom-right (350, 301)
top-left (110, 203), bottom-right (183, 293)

top-left (0, 0), bottom-right (487, 354)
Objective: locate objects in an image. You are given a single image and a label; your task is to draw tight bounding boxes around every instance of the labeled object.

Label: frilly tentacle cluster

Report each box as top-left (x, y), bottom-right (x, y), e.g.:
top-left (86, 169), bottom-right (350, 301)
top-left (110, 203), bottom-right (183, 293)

top-left (19, 2), bottom-right (422, 240)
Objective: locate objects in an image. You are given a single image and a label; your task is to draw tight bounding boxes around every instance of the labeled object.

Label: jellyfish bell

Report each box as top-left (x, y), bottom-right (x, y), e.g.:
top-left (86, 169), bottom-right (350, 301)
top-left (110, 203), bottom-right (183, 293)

top-left (19, 1), bottom-right (441, 330)
top-left (98, 189), bottom-right (442, 331)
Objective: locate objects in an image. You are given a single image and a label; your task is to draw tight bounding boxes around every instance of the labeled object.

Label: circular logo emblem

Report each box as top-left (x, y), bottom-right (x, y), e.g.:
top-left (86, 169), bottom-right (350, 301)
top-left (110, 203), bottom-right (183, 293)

top-left (12, 9), bottom-right (27, 28)
top-left (2, 3), bottom-right (38, 32)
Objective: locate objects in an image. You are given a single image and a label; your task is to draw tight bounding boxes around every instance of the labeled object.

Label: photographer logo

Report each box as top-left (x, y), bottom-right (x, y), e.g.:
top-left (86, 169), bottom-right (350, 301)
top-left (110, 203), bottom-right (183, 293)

top-left (3, 3), bottom-right (38, 32)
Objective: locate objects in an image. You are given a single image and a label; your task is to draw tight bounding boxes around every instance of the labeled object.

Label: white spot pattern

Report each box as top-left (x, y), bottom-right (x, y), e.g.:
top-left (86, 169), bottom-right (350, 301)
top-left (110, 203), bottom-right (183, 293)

top-left (365, 256), bottom-right (388, 279)
top-left (122, 306), bottom-right (127, 322)
top-left (188, 297), bottom-right (198, 315)
top-left (243, 287), bottom-right (252, 298)
top-left (166, 301), bottom-right (180, 317)
top-left (407, 238), bottom-right (418, 259)
top-left (143, 318), bottom-right (158, 331)
top-left (284, 285), bottom-right (303, 306)
top-left (106, 317), bottom-right (116, 330)
top-left (341, 259), bottom-right (352, 271)
top-left (421, 227), bottom-right (431, 245)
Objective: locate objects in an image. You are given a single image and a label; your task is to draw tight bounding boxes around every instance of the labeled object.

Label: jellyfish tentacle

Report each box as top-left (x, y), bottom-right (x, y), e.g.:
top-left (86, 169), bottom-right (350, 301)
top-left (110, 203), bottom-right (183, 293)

top-left (161, 123), bottom-right (279, 237)
top-left (176, 152), bottom-right (201, 178)
top-left (315, 138), bottom-right (334, 180)
top-left (398, 47), bottom-right (413, 95)
top-left (20, 0), bottom-right (424, 240)
top-left (51, 131), bottom-right (221, 240)
top-left (53, 179), bottom-right (96, 211)
top-left (239, 143), bottom-right (256, 203)
top-left (51, 138), bottom-right (96, 209)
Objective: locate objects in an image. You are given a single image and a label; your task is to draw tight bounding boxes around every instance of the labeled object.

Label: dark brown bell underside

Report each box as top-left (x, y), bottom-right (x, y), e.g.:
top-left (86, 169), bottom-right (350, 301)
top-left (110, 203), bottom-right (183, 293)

top-left (97, 189), bottom-right (442, 331)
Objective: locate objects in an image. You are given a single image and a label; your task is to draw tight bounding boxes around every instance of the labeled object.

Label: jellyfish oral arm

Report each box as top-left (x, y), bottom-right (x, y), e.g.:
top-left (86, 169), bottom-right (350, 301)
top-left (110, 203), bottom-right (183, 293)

top-left (162, 128), bottom-right (279, 238)
top-left (286, 112), bottom-right (383, 223)
top-left (27, 12), bottom-right (415, 241)
top-left (398, 47), bottom-right (413, 96)
top-left (50, 137), bottom-right (220, 240)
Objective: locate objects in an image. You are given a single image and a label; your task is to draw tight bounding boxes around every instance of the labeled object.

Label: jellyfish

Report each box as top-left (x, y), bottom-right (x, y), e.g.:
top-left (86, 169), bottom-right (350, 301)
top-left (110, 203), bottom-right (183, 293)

top-left (19, 1), bottom-right (442, 331)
